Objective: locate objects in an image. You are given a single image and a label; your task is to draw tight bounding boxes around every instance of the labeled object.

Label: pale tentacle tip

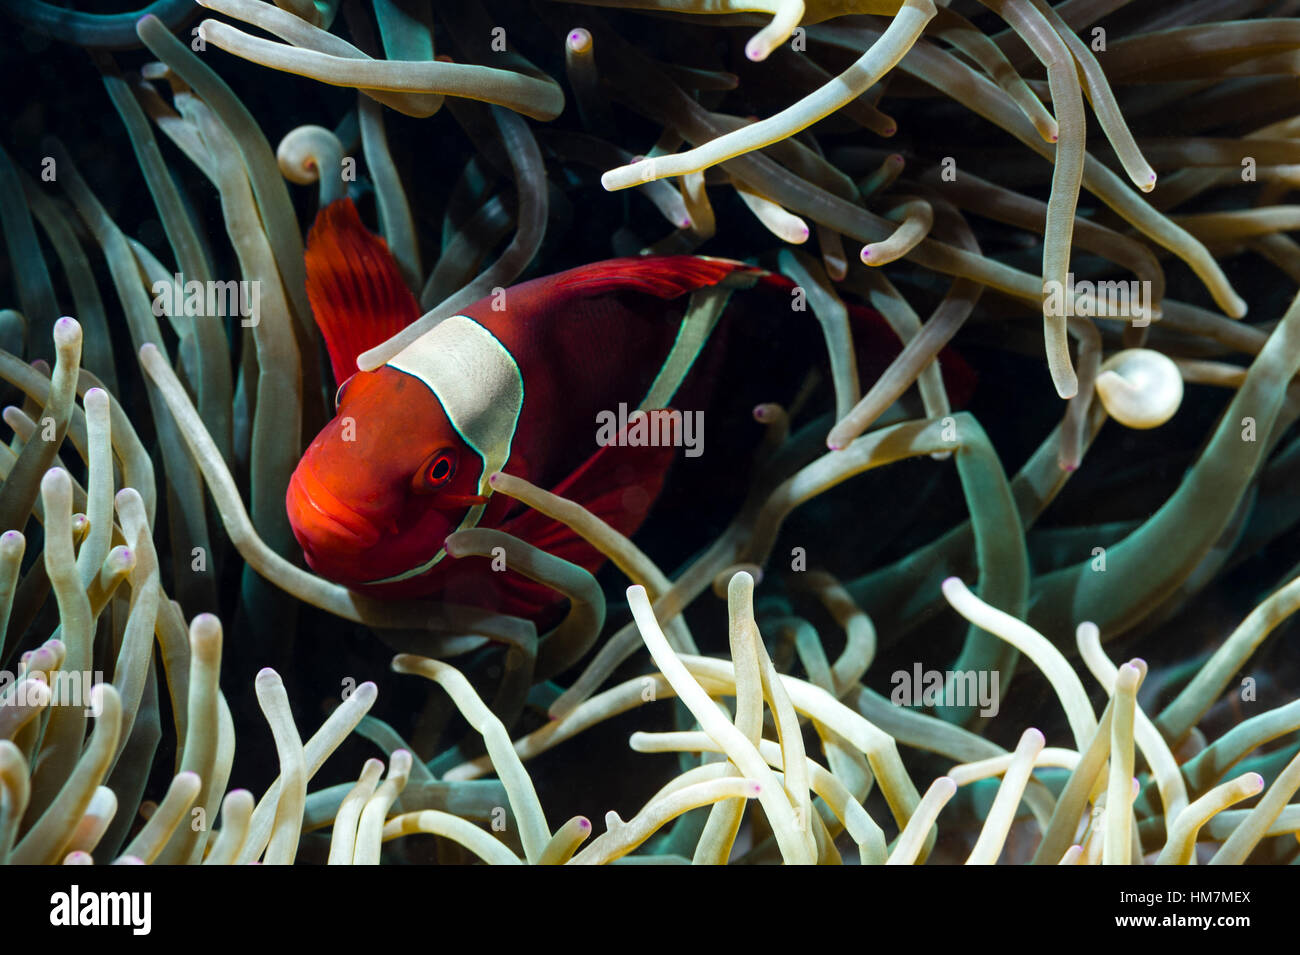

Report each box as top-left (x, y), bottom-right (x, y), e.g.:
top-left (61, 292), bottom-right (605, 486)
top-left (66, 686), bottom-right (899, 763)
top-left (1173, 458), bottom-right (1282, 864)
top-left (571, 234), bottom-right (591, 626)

top-left (53, 316), bottom-right (82, 345)
top-left (41, 467), bottom-right (70, 491)
top-left (1246, 773), bottom-right (1265, 792)
top-left (745, 38), bottom-right (771, 62)
top-left (191, 612), bottom-right (222, 638)
top-left (601, 166), bottom-right (638, 191)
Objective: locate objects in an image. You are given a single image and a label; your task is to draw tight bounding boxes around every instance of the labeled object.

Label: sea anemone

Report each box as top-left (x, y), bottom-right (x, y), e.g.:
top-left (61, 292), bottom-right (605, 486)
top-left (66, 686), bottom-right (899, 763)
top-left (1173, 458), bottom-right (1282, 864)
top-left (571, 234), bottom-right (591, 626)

top-left (1, 0), bottom-right (1300, 866)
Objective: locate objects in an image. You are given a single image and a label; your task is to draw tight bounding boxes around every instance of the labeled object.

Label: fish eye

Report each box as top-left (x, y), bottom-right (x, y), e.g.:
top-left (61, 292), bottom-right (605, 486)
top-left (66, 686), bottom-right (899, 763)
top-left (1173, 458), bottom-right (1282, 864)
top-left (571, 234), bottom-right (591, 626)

top-left (412, 447), bottom-right (457, 494)
top-left (428, 454), bottom-right (454, 484)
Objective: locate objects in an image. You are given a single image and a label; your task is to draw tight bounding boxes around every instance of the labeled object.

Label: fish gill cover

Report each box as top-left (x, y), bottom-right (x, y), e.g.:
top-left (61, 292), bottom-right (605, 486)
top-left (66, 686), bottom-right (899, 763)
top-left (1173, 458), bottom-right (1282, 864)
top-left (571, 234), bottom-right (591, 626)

top-left (0, 0), bottom-right (1296, 870)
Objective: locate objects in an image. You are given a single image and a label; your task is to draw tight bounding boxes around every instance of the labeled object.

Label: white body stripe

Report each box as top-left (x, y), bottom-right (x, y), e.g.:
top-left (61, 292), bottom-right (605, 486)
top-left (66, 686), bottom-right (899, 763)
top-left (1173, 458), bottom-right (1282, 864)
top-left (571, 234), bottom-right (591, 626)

top-left (367, 315), bottom-right (524, 585)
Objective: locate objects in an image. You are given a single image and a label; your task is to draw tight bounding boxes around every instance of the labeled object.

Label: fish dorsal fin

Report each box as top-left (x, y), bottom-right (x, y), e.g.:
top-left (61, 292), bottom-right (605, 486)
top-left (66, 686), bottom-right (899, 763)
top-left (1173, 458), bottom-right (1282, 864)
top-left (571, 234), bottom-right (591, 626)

top-left (548, 255), bottom-right (764, 300)
top-left (305, 198), bottom-right (421, 385)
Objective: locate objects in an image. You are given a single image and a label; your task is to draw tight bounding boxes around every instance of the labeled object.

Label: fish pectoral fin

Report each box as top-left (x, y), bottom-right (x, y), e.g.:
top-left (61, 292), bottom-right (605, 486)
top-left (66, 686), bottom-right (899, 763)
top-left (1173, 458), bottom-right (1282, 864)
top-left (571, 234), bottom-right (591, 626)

top-left (498, 439), bottom-right (677, 576)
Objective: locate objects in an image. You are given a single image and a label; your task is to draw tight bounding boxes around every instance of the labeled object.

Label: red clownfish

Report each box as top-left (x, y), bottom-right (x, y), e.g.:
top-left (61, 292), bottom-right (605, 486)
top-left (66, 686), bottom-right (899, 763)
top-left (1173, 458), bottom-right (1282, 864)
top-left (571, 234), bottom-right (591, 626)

top-left (286, 199), bottom-right (975, 620)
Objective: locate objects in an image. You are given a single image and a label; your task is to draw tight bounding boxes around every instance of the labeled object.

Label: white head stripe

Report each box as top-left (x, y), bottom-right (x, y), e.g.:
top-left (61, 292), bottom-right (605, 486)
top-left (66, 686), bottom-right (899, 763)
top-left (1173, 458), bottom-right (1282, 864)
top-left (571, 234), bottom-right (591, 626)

top-left (367, 316), bottom-right (523, 586)
top-left (386, 315), bottom-right (523, 497)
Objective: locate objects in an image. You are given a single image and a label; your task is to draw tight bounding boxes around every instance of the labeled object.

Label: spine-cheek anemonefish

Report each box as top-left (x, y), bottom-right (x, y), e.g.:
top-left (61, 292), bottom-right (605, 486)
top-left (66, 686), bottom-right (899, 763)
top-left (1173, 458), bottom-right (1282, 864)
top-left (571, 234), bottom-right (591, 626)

top-left (286, 199), bottom-right (975, 622)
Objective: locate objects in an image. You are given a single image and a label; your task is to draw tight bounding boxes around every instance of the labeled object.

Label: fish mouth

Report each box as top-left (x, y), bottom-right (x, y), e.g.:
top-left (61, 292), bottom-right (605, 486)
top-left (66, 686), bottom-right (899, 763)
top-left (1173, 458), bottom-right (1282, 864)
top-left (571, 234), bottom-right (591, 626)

top-left (286, 467), bottom-right (383, 554)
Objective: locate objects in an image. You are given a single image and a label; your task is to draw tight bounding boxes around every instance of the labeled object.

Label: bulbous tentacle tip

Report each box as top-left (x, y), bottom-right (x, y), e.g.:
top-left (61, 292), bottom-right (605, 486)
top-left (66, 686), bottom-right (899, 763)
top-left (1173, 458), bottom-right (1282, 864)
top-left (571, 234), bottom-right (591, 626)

top-left (567, 28), bottom-right (592, 54)
top-left (53, 316), bottom-right (82, 346)
top-left (1096, 348), bottom-right (1184, 429)
top-left (41, 467), bottom-right (70, 493)
top-left (191, 612), bottom-right (223, 639)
